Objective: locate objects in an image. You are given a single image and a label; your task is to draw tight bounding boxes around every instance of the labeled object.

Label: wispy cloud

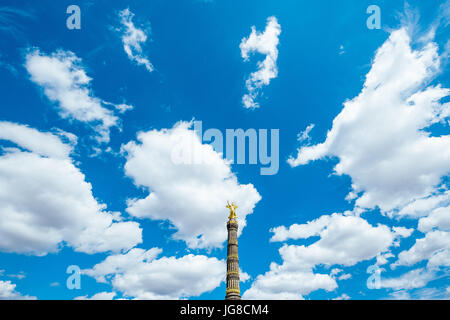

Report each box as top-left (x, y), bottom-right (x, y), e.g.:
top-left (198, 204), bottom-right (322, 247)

top-left (0, 7), bottom-right (34, 38)
top-left (240, 16), bottom-right (281, 109)
top-left (25, 49), bottom-right (133, 143)
top-left (118, 8), bottom-right (154, 72)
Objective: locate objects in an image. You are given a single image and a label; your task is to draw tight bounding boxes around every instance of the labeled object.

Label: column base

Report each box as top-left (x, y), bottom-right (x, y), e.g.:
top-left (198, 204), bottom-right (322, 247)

top-left (225, 293), bottom-right (241, 300)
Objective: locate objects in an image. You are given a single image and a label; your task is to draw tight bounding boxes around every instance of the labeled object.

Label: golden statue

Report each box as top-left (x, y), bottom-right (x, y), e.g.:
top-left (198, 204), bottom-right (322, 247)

top-left (226, 201), bottom-right (238, 220)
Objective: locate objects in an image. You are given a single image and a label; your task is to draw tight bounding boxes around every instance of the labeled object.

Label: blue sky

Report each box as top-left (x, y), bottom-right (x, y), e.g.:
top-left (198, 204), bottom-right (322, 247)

top-left (0, 0), bottom-right (449, 300)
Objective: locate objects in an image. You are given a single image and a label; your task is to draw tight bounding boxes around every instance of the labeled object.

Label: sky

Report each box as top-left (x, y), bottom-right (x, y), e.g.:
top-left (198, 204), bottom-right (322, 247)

top-left (0, 0), bottom-right (449, 300)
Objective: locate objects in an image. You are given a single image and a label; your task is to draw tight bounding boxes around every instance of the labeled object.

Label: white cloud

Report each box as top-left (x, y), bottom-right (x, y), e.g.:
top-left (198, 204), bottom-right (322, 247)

top-left (119, 8), bottom-right (153, 72)
top-left (288, 28), bottom-right (450, 214)
top-left (25, 49), bottom-right (132, 143)
top-left (0, 121), bottom-right (74, 159)
top-left (377, 252), bottom-right (395, 265)
top-left (384, 201), bottom-right (448, 285)
top-left (389, 286), bottom-right (450, 300)
top-left (287, 24), bottom-right (450, 294)
top-left (83, 247), bottom-right (162, 284)
top-left (394, 194), bottom-right (450, 273)
top-left (330, 268), bottom-right (343, 276)
top-left (273, 214), bottom-right (397, 267)
top-left (243, 264), bottom-right (336, 300)
top-left (83, 248), bottom-right (225, 299)
top-left (270, 214), bottom-right (404, 267)
top-left (329, 268), bottom-right (351, 280)
top-left (396, 191), bottom-right (449, 218)
top-left (239, 269), bottom-right (251, 282)
top-left (240, 16), bottom-right (281, 109)
top-left (333, 293), bottom-right (350, 300)
top-left (393, 230), bottom-right (450, 269)
top-left (0, 122), bottom-right (142, 255)
top-left (415, 287), bottom-right (450, 299)
top-left (392, 226), bottom-right (414, 238)
top-left (380, 268), bottom-right (436, 290)
top-left (75, 291), bottom-right (117, 300)
top-left (245, 213), bottom-right (399, 299)
top-left (0, 280), bottom-right (36, 300)
top-left (270, 214), bottom-right (332, 242)
top-left (296, 124), bottom-right (315, 144)
top-left (122, 121), bottom-right (261, 249)
top-left (418, 205), bottom-right (450, 232)
top-left (388, 290), bottom-right (411, 300)
top-left (338, 273), bottom-right (352, 281)
top-left (7, 271), bottom-right (26, 280)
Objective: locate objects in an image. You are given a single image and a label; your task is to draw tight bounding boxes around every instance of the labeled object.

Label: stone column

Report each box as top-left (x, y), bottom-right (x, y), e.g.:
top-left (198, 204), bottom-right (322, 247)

top-left (225, 217), bottom-right (241, 300)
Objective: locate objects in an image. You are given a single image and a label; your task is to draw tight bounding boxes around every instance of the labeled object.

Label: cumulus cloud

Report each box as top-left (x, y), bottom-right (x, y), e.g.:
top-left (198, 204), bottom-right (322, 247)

top-left (272, 214), bottom-right (399, 267)
top-left (393, 230), bottom-right (450, 269)
top-left (0, 121), bottom-right (142, 255)
top-left (397, 191), bottom-right (450, 218)
top-left (0, 280), bottom-right (36, 300)
top-left (0, 121), bottom-right (74, 159)
top-left (243, 268), bottom-right (336, 300)
top-left (418, 205), bottom-right (450, 232)
top-left (288, 28), bottom-right (450, 214)
top-left (83, 248), bottom-right (225, 299)
top-left (286, 26), bottom-right (450, 292)
top-left (25, 49), bottom-right (132, 143)
top-left (380, 268), bottom-right (437, 291)
top-left (245, 213), bottom-right (400, 299)
top-left (377, 252), bottom-right (395, 266)
top-left (118, 8), bottom-right (154, 72)
top-left (270, 213), bottom-right (332, 242)
top-left (122, 121), bottom-right (261, 249)
top-left (330, 268), bottom-right (352, 281)
top-left (393, 200), bottom-right (450, 273)
top-left (240, 16), bottom-right (281, 109)
top-left (392, 226), bottom-right (414, 239)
